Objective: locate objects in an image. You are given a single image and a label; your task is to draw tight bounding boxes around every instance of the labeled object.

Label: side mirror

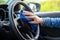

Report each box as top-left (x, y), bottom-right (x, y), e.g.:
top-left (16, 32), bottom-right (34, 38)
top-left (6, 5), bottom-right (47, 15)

top-left (28, 2), bottom-right (41, 12)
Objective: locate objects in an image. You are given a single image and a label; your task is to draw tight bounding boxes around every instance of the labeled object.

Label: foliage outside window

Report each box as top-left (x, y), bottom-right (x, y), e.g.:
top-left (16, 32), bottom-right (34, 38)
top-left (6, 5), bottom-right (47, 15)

top-left (0, 0), bottom-right (7, 4)
top-left (25, 0), bottom-right (60, 12)
top-left (0, 0), bottom-right (60, 12)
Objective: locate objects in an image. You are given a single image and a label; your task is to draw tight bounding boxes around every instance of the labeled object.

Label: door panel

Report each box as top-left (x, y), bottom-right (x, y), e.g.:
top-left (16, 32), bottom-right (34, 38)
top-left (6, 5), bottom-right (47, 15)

top-left (35, 12), bottom-right (60, 39)
top-left (35, 12), bottom-right (60, 17)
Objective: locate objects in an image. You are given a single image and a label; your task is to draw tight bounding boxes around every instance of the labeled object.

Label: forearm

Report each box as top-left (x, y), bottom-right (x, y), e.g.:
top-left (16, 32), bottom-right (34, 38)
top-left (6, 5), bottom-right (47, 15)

top-left (39, 17), bottom-right (60, 28)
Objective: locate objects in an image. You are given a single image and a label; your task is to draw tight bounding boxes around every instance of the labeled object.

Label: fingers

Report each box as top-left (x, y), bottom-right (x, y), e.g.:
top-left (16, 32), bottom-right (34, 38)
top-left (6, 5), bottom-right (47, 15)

top-left (25, 16), bottom-right (35, 19)
top-left (29, 21), bottom-right (38, 24)
top-left (23, 11), bottom-right (39, 24)
top-left (29, 21), bottom-right (35, 24)
top-left (23, 11), bottom-right (34, 16)
top-left (23, 11), bottom-right (36, 19)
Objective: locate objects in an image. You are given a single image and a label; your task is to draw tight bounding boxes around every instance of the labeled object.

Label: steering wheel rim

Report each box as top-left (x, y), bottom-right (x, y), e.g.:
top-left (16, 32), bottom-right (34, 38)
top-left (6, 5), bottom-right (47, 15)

top-left (8, 0), bottom-right (40, 40)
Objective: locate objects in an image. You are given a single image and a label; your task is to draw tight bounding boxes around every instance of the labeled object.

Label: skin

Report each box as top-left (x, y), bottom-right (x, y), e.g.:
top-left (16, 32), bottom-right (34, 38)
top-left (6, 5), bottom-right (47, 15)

top-left (23, 11), bottom-right (43, 24)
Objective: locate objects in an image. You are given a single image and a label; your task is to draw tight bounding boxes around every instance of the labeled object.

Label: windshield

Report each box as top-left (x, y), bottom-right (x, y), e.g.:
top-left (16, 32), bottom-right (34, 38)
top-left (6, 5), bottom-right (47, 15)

top-left (0, 0), bottom-right (13, 4)
top-left (0, 0), bottom-right (8, 4)
top-left (0, 0), bottom-right (60, 12)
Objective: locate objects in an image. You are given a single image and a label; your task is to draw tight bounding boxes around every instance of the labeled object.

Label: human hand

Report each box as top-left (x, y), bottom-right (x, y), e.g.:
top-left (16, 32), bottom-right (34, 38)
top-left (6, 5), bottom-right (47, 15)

top-left (23, 11), bottom-right (43, 24)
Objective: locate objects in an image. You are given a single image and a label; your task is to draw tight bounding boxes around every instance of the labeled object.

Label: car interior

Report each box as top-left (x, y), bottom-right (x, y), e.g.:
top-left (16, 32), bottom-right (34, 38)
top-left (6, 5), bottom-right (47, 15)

top-left (0, 0), bottom-right (60, 40)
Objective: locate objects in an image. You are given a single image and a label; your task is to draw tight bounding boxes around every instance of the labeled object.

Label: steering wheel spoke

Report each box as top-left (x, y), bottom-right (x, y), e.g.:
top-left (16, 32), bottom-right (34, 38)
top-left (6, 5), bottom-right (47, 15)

top-left (14, 16), bottom-right (20, 21)
top-left (26, 32), bottom-right (34, 39)
top-left (26, 34), bottom-right (31, 39)
top-left (30, 32), bottom-right (34, 38)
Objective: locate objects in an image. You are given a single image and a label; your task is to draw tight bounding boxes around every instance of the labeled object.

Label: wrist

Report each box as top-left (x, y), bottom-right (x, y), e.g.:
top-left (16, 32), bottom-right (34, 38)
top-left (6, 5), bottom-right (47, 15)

top-left (39, 18), bottom-right (43, 24)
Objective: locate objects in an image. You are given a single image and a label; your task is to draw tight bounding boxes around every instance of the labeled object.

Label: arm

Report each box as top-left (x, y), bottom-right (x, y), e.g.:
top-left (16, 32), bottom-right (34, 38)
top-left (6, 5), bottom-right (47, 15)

top-left (42, 17), bottom-right (60, 28)
top-left (24, 12), bottom-right (60, 28)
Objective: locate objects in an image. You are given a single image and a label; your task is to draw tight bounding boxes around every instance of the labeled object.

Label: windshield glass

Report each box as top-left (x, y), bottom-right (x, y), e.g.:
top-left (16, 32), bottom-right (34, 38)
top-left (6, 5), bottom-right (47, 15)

top-left (0, 0), bottom-right (60, 12)
top-left (0, 0), bottom-right (8, 4)
top-left (0, 0), bottom-right (13, 4)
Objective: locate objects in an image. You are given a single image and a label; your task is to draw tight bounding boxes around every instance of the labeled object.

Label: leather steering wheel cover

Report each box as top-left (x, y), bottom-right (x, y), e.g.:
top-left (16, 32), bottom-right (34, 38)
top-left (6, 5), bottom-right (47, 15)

top-left (8, 0), bottom-right (40, 40)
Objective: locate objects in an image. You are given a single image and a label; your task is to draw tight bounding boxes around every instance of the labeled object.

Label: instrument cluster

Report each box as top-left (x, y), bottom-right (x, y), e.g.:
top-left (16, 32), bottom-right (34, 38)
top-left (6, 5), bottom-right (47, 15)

top-left (0, 4), bottom-right (8, 21)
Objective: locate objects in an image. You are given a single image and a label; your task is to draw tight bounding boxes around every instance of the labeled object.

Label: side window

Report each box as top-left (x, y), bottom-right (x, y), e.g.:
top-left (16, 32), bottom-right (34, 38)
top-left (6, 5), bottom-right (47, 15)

top-left (40, 0), bottom-right (60, 12)
top-left (25, 0), bottom-right (60, 12)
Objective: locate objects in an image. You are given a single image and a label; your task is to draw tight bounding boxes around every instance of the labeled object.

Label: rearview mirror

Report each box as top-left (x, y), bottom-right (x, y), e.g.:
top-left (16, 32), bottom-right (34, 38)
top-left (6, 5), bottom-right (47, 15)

top-left (28, 2), bottom-right (40, 12)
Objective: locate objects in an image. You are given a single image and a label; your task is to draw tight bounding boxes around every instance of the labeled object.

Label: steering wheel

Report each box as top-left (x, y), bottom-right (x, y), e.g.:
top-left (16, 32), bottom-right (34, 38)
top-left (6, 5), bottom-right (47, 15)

top-left (8, 0), bottom-right (40, 40)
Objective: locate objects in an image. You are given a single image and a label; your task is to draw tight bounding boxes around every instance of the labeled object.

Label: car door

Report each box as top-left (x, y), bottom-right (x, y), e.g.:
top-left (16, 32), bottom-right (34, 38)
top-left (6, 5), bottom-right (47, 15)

top-left (35, 11), bottom-right (60, 40)
top-left (25, 0), bottom-right (60, 40)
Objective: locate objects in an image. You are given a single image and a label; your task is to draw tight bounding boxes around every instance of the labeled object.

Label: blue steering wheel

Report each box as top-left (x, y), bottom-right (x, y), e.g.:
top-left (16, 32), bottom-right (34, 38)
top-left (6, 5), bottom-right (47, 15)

top-left (9, 0), bottom-right (40, 40)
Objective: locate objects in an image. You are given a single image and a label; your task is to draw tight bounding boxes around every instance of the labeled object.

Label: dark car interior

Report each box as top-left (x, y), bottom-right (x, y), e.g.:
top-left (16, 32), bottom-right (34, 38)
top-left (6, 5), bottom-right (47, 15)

top-left (0, 0), bottom-right (60, 40)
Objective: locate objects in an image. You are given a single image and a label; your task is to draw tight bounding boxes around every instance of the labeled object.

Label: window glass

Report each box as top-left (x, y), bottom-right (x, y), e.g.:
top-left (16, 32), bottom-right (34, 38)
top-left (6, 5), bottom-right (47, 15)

top-left (25, 0), bottom-right (60, 12)
top-left (0, 0), bottom-right (8, 4)
top-left (0, 0), bottom-right (60, 12)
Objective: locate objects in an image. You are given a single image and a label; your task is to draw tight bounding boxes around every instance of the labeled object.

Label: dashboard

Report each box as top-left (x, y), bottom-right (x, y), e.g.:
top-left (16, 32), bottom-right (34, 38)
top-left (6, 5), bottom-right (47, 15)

top-left (0, 4), bottom-right (18, 40)
top-left (0, 4), bottom-right (8, 21)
